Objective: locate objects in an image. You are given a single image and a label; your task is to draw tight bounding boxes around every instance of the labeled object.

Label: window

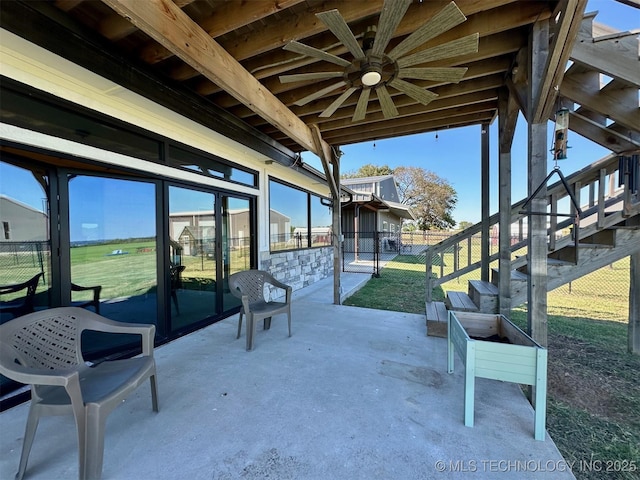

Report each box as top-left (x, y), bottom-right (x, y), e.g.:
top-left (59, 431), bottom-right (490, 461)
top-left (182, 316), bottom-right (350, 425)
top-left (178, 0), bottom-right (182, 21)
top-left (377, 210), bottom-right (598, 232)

top-left (269, 179), bottom-right (331, 251)
top-left (310, 195), bottom-right (332, 247)
top-left (2, 221), bottom-right (9, 240)
top-left (168, 145), bottom-right (257, 188)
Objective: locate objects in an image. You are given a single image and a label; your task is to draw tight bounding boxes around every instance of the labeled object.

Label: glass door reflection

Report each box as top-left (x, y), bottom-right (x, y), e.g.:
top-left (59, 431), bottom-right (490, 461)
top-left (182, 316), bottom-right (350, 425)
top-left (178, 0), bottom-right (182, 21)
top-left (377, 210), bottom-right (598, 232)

top-left (222, 195), bottom-right (252, 311)
top-left (168, 186), bottom-right (217, 332)
top-left (67, 174), bottom-right (157, 356)
top-left (0, 160), bottom-right (51, 322)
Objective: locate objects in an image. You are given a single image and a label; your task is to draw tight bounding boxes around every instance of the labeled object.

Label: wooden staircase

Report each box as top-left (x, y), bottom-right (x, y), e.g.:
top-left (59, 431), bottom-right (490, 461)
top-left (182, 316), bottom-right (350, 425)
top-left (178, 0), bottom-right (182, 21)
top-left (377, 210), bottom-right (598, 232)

top-left (425, 14), bottom-right (640, 339)
top-left (426, 154), bottom-right (640, 334)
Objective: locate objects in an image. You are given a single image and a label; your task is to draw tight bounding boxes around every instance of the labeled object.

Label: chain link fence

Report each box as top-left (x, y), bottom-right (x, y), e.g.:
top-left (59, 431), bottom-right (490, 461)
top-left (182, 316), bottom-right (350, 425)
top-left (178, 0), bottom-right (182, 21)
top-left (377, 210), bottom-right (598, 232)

top-left (0, 241), bottom-right (50, 289)
top-left (347, 230), bottom-right (630, 320)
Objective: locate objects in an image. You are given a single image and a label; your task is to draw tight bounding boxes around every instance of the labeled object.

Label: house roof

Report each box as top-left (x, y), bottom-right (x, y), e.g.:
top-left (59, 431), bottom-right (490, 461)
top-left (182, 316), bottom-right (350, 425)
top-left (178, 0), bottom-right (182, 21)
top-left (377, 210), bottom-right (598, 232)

top-left (341, 175), bottom-right (395, 185)
top-left (383, 200), bottom-right (416, 221)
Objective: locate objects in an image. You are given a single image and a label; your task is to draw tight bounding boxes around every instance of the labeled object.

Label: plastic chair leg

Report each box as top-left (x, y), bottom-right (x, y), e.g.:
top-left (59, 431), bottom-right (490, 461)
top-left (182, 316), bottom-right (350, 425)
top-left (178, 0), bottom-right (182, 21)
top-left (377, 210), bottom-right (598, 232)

top-left (246, 315), bottom-right (256, 351)
top-left (236, 311), bottom-right (243, 339)
top-left (150, 375), bottom-right (159, 412)
top-left (15, 407), bottom-right (40, 480)
top-left (83, 406), bottom-right (107, 480)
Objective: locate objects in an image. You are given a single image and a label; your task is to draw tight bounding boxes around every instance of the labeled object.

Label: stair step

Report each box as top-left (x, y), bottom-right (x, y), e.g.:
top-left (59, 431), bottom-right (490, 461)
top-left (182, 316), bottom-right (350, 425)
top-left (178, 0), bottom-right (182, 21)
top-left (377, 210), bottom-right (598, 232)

top-left (468, 280), bottom-right (498, 313)
top-left (491, 268), bottom-right (527, 286)
top-left (579, 229), bottom-right (615, 247)
top-left (519, 258), bottom-right (573, 274)
top-left (512, 270), bottom-right (528, 282)
top-left (468, 279), bottom-right (498, 296)
top-left (425, 301), bottom-right (448, 338)
top-left (426, 301), bottom-right (448, 322)
top-left (445, 291), bottom-right (478, 312)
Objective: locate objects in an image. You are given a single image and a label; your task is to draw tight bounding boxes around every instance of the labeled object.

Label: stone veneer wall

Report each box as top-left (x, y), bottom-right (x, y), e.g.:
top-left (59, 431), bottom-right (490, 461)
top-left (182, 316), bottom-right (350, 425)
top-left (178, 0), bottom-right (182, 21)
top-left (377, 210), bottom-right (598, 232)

top-left (259, 247), bottom-right (333, 292)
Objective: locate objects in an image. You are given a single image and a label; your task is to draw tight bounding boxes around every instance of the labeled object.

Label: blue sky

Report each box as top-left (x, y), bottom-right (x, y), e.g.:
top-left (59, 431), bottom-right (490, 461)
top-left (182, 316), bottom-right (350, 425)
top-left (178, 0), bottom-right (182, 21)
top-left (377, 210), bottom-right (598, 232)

top-left (303, 0), bottom-right (638, 224)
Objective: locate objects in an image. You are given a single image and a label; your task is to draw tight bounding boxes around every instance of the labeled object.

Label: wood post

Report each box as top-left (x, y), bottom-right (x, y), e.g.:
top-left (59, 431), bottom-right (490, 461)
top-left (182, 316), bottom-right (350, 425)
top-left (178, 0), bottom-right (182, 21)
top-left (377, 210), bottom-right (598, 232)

top-left (527, 19), bottom-right (549, 349)
top-left (332, 149), bottom-right (342, 305)
top-left (498, 88), bottom-right (517, 318)
top-left (630, 253), bottom-right (640, 354)
top-left (481, 123), bottom-right (490, 283)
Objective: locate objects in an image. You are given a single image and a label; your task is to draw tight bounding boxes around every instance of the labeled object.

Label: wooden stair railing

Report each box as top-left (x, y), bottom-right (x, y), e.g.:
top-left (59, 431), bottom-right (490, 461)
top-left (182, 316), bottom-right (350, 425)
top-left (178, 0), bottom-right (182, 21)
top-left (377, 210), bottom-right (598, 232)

top-left (425, 153), bottom-right (639, 302)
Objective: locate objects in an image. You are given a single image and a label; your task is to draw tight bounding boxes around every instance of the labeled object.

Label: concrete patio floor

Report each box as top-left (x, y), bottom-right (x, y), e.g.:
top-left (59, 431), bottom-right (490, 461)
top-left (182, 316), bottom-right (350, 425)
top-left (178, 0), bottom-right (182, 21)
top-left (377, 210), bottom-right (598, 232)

top-left (0, 273), bottom-right (575, 479)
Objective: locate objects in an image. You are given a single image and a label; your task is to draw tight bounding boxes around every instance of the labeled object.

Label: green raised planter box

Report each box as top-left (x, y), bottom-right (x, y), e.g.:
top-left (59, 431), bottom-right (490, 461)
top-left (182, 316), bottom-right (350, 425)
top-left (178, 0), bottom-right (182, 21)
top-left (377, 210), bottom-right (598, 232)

top-left (447, 310), bottom-right (548, 441)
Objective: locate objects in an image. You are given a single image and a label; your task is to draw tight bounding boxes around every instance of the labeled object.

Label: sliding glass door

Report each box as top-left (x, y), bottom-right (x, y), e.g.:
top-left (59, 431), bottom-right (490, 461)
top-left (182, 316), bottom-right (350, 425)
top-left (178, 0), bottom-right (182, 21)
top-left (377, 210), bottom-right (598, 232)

top-left (168, 186), bottom-right (218, 331)
top-left (67, 174), bottom-right (157, 355)
top-left (2, 158), bottom-right (256, 352)
top-left (0, 160), bottom-right (51, 321)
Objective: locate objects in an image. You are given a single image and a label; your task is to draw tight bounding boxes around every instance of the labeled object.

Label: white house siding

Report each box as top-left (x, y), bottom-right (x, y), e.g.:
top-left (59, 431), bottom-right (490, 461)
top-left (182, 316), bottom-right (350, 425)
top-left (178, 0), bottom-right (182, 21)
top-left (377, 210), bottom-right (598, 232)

top-left (0, 196), bottom-right (48, 242)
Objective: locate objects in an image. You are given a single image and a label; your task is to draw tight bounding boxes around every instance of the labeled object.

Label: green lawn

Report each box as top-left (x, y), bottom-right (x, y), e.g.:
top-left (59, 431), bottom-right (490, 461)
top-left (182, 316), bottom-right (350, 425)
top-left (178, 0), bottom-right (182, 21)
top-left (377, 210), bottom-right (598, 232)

top-left (344, 256), bottom-right (639, 480)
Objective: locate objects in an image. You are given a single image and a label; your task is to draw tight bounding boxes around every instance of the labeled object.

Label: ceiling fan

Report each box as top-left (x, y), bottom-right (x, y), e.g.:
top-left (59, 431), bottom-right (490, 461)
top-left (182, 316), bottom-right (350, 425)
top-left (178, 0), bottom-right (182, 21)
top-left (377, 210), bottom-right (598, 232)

top-left (279, 0), bottom-right (479, 122)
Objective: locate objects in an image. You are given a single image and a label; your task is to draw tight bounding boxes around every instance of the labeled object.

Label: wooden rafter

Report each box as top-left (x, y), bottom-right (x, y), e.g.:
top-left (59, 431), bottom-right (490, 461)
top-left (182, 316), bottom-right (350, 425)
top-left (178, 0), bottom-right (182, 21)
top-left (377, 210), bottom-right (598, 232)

top-left (101, 0), bottom-right (326, 156)
top-left (533, 0), bottom-right (588, 122)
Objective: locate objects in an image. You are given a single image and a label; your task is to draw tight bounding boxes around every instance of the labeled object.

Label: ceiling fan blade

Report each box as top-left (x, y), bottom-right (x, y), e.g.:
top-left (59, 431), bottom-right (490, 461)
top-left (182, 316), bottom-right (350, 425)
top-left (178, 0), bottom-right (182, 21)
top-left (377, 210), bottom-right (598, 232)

top-left (353, 88), bottom-right (371, 122)
top-left (279, 72), bottom-right (344, 84)
top-left (284, 41), bottom-right (351, 67)
top-left (387, 2), bottom-right (467, 60)
top-left (293, 81), bottom-right (347, 107)
top-left (371, 0), bottom-right (412, 57)
top-left (317, 9), bottom-right (365, 60)
top-left (376, 85), bottom-right (399, 119)
top-left (396, 33), bottom-right (479, 68)
top-left (397, 66), bottom-right (468, 83)
top-left (319, 87), bottom-right (358, 118)
top-left (389, 78), bottom-right (438, 105)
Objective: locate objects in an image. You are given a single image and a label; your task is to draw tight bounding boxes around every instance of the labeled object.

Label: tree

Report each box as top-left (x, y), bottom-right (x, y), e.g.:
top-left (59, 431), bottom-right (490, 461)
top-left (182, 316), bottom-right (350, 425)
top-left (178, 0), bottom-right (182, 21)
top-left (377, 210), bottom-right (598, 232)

top-left (394, 166), bottom-right (457, 230)
top-left (458, 221), bottom-right (473, 230)
top-left (341, 163), bottom-right (393, 179)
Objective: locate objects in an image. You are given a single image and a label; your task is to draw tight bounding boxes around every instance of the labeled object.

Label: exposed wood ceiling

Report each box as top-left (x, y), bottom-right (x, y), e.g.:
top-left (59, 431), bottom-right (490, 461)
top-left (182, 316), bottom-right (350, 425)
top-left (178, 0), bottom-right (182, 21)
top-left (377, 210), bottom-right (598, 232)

top-left (3, 0), bottom-right (636, 159)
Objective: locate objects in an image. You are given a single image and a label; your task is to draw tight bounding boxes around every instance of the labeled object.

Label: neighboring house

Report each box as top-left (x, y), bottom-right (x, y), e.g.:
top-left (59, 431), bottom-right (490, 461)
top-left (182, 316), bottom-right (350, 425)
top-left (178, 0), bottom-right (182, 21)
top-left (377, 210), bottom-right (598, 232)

top-left (341, 175), bottom-right (415, 236)
top-left (0, 195), bottom-right (48, 242)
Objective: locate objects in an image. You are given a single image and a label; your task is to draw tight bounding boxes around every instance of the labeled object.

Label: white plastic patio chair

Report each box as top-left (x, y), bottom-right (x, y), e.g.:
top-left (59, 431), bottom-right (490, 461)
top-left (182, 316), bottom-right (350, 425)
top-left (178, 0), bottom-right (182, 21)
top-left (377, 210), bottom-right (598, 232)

top-left (229, 270), bottom-right (292, 351)
top-left (0, 307), bottom-right (159, 480)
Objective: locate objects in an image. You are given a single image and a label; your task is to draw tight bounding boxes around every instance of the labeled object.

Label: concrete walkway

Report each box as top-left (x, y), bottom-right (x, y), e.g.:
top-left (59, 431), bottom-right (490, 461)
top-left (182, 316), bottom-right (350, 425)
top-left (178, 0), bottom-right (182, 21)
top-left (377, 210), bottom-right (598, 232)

top-left (0, 273), bottom-right (575, 479)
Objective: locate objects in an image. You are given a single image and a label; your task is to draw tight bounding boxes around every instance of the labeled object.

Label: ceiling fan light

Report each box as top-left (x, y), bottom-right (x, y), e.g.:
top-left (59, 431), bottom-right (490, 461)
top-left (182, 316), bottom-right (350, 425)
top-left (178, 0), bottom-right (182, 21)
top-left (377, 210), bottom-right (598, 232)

top-left (362, 69), bottom-right (382, 86)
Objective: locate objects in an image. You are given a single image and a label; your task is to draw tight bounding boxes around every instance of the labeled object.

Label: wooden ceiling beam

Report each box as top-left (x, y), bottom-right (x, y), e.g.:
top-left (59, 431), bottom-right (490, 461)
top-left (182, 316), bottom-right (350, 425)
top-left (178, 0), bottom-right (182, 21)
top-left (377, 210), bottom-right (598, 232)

top-left (224, 31), bottom-right (519, 121)
top-left (212, 27), bottom-right (525, 123)
top-left (189, 0), bottom-right (511, 88)
top-left (99, 0), bottom-right (195, 41)
top-left (316, 92), bottom-right (500, 135)
top-left (294, 103), bottom-right (497, 145)
top-left (169, 0), bottom-right (384, 82)
top-left (198, 1), bottom-right (535, 97)
top-left (287, 112), bottom-right (495, 148)
top-left (216, 29), bottom-right (521, 104)
top-left (280, 33), bottom-right (520, 120)
top-left (138, 0), bottom-right (306, 64)
top-left (533, 0), bottom-right (588, 122)
top-left (224, 53), bottom-right (509, 117)
top-left (258, 76), bottom-right (503, 135)
top-left (54, 0), bottom-right (84, 11)
top-left (253, 72), bottom-right (506, 132)
top-left (100, 0), bottom-right (324, 155)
